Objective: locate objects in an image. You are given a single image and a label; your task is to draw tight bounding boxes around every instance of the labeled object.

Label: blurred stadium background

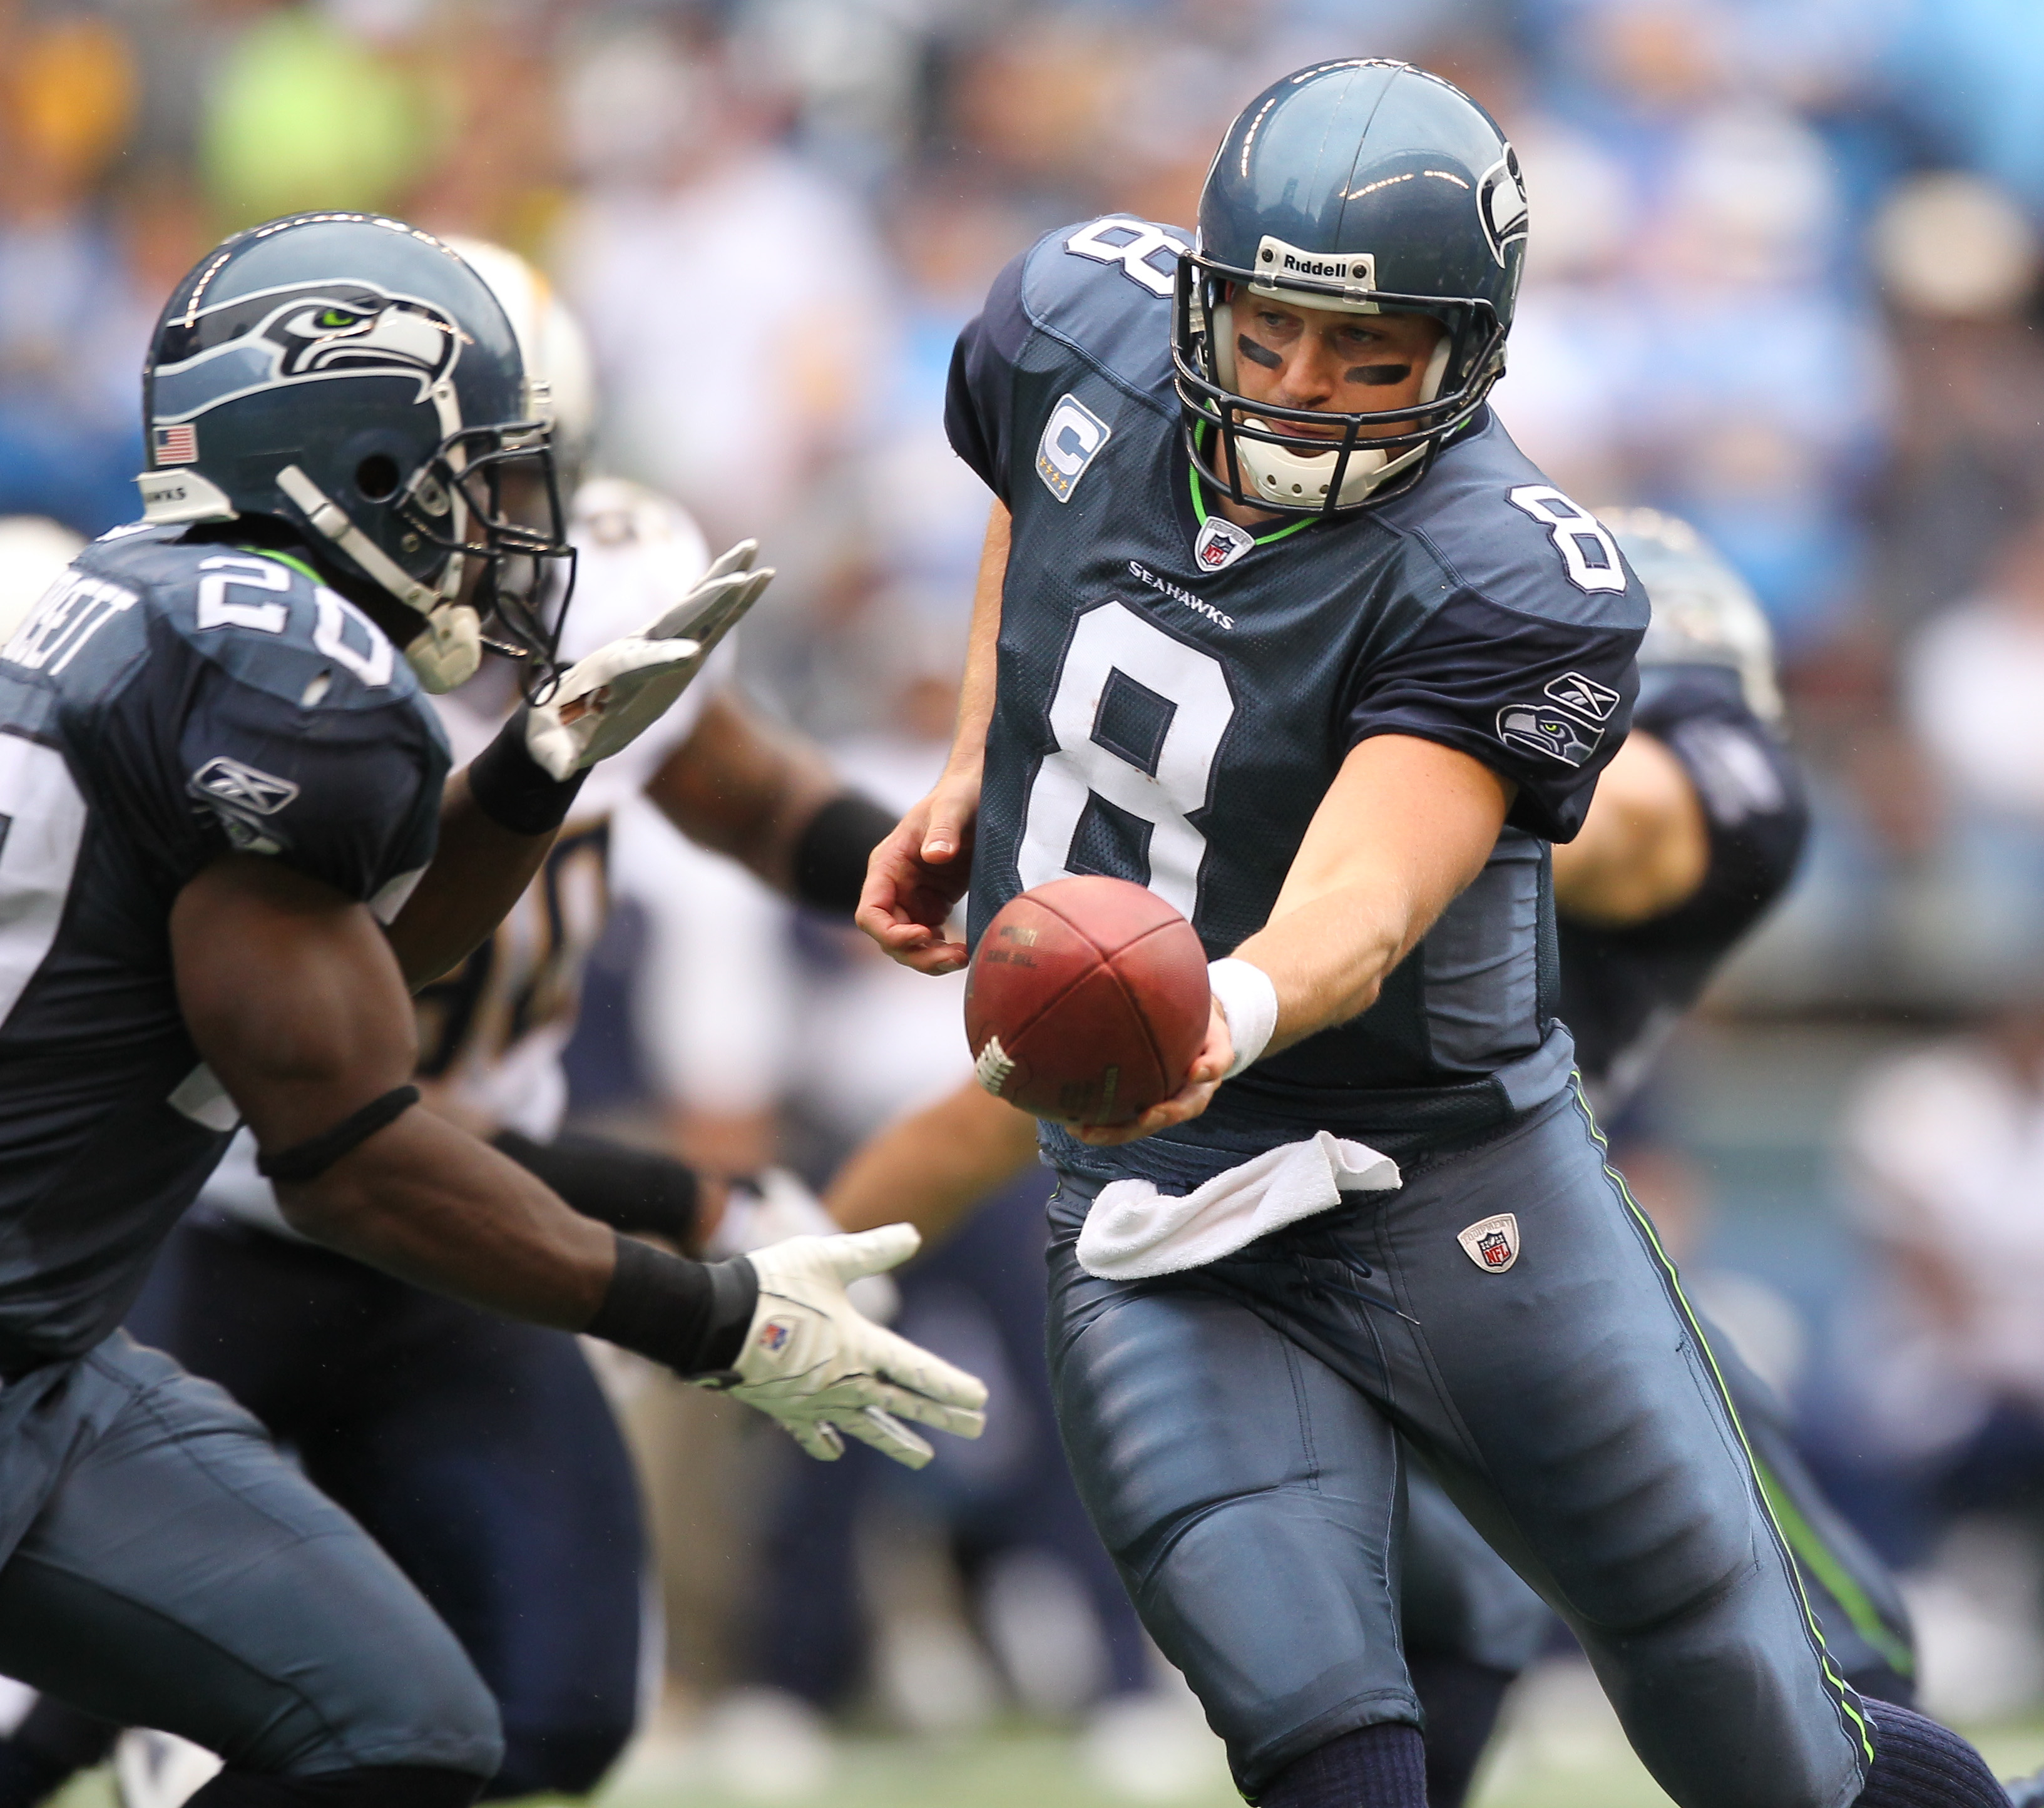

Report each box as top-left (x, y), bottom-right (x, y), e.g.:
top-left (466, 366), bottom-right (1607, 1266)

top-left (13, 0), bottom-right (2044, 1800)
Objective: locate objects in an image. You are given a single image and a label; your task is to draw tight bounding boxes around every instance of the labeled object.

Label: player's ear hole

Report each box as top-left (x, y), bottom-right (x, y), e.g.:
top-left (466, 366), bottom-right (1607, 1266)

top-left (355, 454), bottom-right (401, 501)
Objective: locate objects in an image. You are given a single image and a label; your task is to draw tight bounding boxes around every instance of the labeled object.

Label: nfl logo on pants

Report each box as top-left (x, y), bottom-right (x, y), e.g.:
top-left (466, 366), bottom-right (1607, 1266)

top-left (1457, 1213), bottom-right (1520, 1274)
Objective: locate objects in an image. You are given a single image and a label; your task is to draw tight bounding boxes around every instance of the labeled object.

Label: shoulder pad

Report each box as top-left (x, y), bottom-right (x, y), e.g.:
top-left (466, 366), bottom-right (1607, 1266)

top-left (79, 534), bottom-right (429, 719)
top-left (1021, 218), bottom-right (1190, 406)
top-left (1377, 415), bottom-right (1650, 631)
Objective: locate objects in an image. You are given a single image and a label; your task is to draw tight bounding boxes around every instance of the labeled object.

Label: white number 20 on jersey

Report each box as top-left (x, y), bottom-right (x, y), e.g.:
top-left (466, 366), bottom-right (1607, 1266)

top-left (1016, 602), bottom-right (1233, 919)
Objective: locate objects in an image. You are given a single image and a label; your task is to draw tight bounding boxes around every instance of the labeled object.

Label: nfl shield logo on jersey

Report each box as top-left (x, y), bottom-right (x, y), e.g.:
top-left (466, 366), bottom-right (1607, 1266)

top-left (1457, 1213), bottom-right (1520, 1274)
top-left (1193, 517), bottom-right (1254, 573)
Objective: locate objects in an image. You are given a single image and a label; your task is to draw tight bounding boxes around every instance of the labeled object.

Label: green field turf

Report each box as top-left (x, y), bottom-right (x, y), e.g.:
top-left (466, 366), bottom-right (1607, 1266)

top-left (47, 1689), bottom-right (2044, 1808)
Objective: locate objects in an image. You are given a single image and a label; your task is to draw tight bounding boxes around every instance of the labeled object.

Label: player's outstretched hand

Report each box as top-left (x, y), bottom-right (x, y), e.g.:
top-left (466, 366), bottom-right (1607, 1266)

top-left (856, 770), bottom-right (980, 974)
top-left (526, 540), bottom-right (774, 779)
top-left (1072, 1001), bottom-right (1234, 1147)
top-left (701, 1225), bottom-right (988, 1468)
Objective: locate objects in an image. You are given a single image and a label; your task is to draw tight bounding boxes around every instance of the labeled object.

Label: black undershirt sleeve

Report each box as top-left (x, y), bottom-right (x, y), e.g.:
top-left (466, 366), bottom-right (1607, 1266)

top-left (491, 1129), bottom-right (701, 1248)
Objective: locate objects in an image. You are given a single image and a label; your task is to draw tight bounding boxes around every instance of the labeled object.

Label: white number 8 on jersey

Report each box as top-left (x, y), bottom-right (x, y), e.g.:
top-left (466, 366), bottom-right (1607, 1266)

top-left (1016, 602), bottom-right (1234, 920)
top-left (1507, 486), bottom-right (1628, 594)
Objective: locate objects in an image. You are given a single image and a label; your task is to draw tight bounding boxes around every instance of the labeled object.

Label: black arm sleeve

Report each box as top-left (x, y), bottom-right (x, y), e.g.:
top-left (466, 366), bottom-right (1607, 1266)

top-left (585, 1233), bottom-right (757, 1376)
top-left (944, 248), bottom-right (1033, 503)
top-left (791, 791), bottom-right (896, 916)
top-left (492, 1129), bottom-right (702, 1248)
top-left (1637, 675), bottom-right (1811, 951)
top-left (1344, 590), bottom-right (1643, 842)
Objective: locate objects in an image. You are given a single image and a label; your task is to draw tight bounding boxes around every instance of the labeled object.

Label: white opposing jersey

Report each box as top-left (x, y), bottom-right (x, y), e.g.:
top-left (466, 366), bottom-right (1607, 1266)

top-left (199, 479), bottom-right (734, 1232)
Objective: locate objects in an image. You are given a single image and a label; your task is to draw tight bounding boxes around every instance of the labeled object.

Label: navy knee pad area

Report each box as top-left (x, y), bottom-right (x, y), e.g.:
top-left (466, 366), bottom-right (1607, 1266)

top-left (1856, 1701), bottom-right (2006, 1808)
top-left (188, 1765), bottom-right (484, 1807)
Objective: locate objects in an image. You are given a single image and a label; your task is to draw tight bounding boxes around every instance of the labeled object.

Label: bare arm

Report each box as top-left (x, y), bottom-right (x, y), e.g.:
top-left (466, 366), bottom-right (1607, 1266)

top-left (826, 1080), bottom-right (1041, 1237)
top-left (174, 853), bottom-right (615, 1325)
top-left (1548, 732), bottom-right (1709, 929)
top-left (1081, 735), bottom-right (1515, 1146)
top-left (381, 769), bottom-right (559, 989)
top-left (856, 499), bottom-right (1010, 973)
top-left (642, 690), bottom-right (839, 891)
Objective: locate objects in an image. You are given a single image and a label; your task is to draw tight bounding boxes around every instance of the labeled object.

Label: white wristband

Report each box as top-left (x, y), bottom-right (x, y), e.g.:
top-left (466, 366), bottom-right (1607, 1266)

top-left (1207, 958), bottom-right (1279, 1080)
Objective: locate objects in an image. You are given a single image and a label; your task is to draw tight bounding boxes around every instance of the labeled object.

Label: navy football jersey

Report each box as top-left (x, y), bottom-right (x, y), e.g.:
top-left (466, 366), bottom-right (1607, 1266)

top-left (948, 219), bottom-right (1650, 1187)
top-left (0, 526), bottom-right (446, 1366)
top-left (1559, 666), bottom-right (1808, 1113)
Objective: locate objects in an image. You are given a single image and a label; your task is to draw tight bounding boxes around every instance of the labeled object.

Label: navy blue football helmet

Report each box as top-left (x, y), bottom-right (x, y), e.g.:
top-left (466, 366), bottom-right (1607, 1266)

top-left (1174, 60), bottom-right (1528, 514)
top-left (138, 213), bottom-right (575, 691)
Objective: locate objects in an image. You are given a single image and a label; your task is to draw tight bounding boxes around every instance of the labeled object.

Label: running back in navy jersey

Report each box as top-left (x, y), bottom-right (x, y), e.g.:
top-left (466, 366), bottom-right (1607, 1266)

top-left (1558, 665), bottom-right (1809, 1110)
top-left (947, 220), bottom-right (1650, 1185)
top-left (0, 525), bottom-right (446, 1366)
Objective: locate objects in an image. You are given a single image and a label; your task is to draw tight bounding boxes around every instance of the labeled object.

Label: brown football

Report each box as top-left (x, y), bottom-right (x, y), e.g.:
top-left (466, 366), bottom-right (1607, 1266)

top-left (964, 876), bottom-right (1210, 1126)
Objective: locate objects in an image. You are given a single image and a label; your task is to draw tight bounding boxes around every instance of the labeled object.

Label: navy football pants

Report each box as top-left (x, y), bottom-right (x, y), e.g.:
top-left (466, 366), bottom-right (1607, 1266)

top-left (121, 1220), bottom-right (647, 1799)
top-left (0, 1333), bottom-right (503, 1782)
top-left (1047, 1086), bottom-right (1869, 1807)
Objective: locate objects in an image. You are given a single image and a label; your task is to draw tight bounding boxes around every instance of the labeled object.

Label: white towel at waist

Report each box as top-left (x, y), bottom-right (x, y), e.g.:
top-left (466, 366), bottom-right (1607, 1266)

top-left (1075, 1133), bottom-right (1401, 1280)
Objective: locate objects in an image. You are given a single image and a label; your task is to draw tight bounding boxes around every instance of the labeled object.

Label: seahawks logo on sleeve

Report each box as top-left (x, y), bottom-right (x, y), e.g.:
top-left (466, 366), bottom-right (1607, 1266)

top-left (1496, 703), bottom-right (1602, 768)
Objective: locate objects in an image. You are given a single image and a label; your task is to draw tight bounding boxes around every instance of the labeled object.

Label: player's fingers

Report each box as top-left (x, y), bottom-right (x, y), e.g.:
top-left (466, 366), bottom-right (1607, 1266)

top-left (832, 1406), bottom-right (934, 1469)
top-left (702, 538), bottom-right (759, 583)
top-left (863, 1377), bottom-right (988, 1441)
top-left (822, 1222), bottom-right (921, 1282)
top-left (691, 568), bottom-right (774, 654)
top-left (894, 939), bottom-right (969, 974)
top-left (861, 1326), bottom-right (990, 1417)
top-left (784, 1416), bottom-right (845, 1461)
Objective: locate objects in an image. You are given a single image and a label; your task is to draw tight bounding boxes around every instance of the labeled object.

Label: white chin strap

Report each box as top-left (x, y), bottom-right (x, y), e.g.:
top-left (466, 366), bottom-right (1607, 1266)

top-left (275, 464), bottom-right (481, 692)
top-left (1212, 304), bottom-right (1452, 509)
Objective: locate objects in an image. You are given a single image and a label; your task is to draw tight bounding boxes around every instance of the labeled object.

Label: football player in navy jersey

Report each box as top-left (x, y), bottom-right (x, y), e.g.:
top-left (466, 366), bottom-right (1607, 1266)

top-left (859, 60), bottom-right (1996, 1808)
top-left (0, 212), bottom-right (984, 1808)
top-left (0, 240), bottom-right (921, 1808)
top-left (837, 503), bottom-right (1917, 1804)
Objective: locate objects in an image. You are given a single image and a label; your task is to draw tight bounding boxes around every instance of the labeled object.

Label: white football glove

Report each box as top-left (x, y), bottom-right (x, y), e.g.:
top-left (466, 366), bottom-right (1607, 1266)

top-left (525, 539), bottom-right (772, 780)
top-left (704, 1223), bottom-right (987, 1469)
top-left (704, 1168), bottom-right (899, 1323)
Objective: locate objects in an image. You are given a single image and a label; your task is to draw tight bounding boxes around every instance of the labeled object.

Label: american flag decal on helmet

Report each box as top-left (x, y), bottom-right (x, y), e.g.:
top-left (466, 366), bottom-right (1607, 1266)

top-left (154, 423), bottom-right (198, 466)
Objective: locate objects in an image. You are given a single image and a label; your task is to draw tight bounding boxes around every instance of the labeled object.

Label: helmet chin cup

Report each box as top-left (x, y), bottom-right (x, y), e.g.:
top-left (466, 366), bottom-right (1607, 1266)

top-left (406, 603), bottom-right (482, 693)
top-left (1236, 423), bottom-right (1416, 509)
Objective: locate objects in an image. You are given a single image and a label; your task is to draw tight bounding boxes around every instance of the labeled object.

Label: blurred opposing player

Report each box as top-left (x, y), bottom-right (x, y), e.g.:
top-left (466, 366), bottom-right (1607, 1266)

top-left (0, 519), bottom-right (85, 645)
top-left (0, 240), bottom-right (922, 1808)
top-left (0, 212), bottom-right (982, 1808)
top-left (833, 508), bottom-right (1916, 1805)
top-left (860, 60), bottom-right (1996, 1808)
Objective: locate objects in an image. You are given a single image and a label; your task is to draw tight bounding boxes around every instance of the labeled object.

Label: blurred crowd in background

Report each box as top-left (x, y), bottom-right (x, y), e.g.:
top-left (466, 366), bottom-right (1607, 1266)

top-left (18, 0), bottom-right (2044, 1790)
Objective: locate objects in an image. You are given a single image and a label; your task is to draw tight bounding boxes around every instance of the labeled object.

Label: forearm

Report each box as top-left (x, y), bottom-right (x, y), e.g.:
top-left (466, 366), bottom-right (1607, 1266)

top-left (1230, 881), bottom-right (1417, 1055)
top-left (280, 1109), bottom-right (616, 1327)
top-left (946, 500), bottom-right (1009, 781)
top-left (826, 1081), bottom-right (1040, 1237)
top-left (646, 692), bottom-right (841, 892)
top-left (384, 710), bottom-right (587, 987)
top-left (1225, 736), bottom-right (1513, 1060)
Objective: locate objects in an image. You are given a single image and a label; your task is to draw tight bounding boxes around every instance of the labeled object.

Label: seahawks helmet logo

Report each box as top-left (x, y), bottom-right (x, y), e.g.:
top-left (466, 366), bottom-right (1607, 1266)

top-left (1477, 146), bottom-right (1529, 267)
top-left (150, 280), bottom-right (462, 429)
top-left (1496, 703), bottom-right (1601, 768)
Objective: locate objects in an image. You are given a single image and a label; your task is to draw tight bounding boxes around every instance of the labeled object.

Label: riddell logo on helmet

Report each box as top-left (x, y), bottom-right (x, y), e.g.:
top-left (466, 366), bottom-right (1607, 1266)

top-left (1252, 238), bottom-right (1376, 295)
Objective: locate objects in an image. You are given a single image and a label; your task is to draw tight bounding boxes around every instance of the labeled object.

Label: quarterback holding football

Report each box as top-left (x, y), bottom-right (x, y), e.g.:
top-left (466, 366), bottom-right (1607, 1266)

top-left (862, 58), bottom-right (1999, 1808)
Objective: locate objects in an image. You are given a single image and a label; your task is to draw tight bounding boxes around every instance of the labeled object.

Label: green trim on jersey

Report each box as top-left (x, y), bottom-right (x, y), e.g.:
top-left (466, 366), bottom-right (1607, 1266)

top-left (1568, 1076), bottom-right (1876, 1770)
top-left (238, 546), bottom-right (322, 586)
top-left (1187, 437), bottom-right (1313, 548)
